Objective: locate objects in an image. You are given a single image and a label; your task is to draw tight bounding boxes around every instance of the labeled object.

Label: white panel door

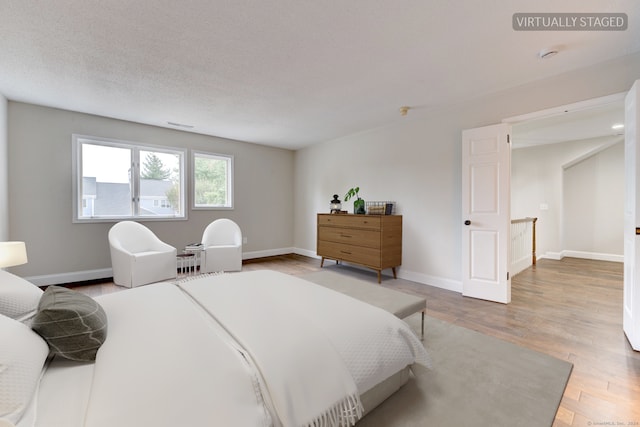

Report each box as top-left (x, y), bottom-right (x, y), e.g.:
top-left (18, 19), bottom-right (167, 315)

top-left (462, 124), bottom-right (511, 303)
top-left (624, 80), bottom-right (640, 351)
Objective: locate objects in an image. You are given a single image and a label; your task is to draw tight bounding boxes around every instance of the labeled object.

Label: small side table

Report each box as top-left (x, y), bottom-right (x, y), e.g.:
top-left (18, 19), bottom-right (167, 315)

top-left (183, 246), bottom-right (205, 273)
top-left (177, 253), bottom-right (196, 277)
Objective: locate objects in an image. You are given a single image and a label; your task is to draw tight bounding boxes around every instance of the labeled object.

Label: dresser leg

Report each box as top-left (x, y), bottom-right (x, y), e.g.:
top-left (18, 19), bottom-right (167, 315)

top-left (392, 267), bottom-right (397, 279)
top-left (377, 270), bottom-right (382, 283)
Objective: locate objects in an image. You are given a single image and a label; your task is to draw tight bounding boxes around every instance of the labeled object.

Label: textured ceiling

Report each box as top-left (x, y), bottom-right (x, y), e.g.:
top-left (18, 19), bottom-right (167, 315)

top-left (1, 1), bottom-right (639, 149)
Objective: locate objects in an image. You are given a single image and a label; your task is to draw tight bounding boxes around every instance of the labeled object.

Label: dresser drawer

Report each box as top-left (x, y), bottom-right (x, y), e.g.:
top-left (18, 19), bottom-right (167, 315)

top-left (318, 214), bottom-right (381, 230)
top-left (317, 213), bottom-right (402, 282)
top-left (317, 241), bottom-right (380, 268)
top-left (318, 227), bottom-right (380, 249)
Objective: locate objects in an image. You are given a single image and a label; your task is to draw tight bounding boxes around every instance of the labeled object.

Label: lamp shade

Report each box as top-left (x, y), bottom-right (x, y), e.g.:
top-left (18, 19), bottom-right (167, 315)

top-left (0, 241), bottom-right (28, 268)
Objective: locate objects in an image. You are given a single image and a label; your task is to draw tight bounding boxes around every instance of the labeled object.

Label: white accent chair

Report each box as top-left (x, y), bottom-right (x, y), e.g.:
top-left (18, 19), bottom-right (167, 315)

top-left (108, 221), bottom-right (177, 287)
top-left (201, 219), bottom-right (242, 273)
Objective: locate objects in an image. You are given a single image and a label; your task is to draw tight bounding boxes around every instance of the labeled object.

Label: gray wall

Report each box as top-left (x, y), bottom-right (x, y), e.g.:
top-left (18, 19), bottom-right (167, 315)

top-left (4, 52), bottom-right (640, 288)
top-left (293, 53), bottom-right (640, 292)
top-left (7, 103), bottom-right (294, 282)
top-left (0, 94), bottom-right (7, 241)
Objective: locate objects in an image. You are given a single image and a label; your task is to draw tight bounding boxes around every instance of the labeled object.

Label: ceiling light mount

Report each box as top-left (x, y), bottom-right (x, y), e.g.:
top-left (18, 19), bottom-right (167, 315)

top-left (399, 106), bottom-right (410, 116)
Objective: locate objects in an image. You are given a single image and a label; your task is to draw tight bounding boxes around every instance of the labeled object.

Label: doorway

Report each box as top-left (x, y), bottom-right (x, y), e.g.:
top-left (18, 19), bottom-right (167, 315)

top-left (464, 86), bottom-right (639, 349)
top-left (507, 94), bottom-right (625, 265)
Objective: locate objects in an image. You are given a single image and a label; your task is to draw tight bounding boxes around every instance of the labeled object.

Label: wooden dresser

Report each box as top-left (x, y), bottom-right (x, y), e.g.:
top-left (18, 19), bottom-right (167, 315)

top-left (317, 213), bottom-right (402, 283)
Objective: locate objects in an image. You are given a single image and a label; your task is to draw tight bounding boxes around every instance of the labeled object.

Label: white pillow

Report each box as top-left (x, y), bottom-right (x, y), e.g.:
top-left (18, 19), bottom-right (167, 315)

top-left (0, 314), bottom-right (49, 425)
top-left (0, 271), bottom-right (43, 322)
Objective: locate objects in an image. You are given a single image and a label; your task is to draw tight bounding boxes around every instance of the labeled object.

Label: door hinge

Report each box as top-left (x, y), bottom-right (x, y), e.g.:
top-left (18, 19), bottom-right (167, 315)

top-left (507, 272), bottom-right (510, 280)
top-left (507, 134), bottom-right (510, 144)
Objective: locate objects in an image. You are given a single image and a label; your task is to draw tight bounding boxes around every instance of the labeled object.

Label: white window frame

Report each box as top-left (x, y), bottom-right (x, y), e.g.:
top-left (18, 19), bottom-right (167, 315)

top-left (191, 151), bottom-right (234, 210)
top-left (72, 134), bottom-right (187, 223)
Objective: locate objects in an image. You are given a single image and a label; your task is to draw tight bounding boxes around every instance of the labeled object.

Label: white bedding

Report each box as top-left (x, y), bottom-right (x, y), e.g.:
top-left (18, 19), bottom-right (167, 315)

top-left (33, 283), bottom-right (273, 427)
top-left (26, 270), bottom-right (430, 427)
top-left (180, 272), bottom-right (363, 427)
top-left (26, 360), bottom-right (95, 427)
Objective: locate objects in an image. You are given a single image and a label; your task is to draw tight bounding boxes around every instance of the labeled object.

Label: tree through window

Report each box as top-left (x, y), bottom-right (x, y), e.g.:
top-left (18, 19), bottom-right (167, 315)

top-left (193, 151), bottom-right (234, 209)
top-left (142, 153), bottom-right (172, 180)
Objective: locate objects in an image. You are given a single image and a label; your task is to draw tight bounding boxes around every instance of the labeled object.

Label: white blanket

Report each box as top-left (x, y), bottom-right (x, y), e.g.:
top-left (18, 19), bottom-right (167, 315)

top-left (83, 283), bottom-right (273, 427)
top-left (29, 271), bottom-right (429, 427)
top-left (179, 270), bottom-right (430, 427)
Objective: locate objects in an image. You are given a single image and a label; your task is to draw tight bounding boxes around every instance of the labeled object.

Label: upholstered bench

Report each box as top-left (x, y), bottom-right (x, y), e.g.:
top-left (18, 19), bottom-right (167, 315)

top-left (301, 270), bottom-right (426, 339)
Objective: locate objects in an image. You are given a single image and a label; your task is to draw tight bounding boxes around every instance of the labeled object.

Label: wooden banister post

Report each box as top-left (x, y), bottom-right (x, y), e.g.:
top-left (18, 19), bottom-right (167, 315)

top-left (532, 217), bottom-right (538, 265)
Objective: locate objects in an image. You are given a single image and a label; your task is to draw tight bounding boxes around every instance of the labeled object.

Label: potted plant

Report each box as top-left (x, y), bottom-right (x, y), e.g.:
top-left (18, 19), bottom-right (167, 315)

top-left (344, 187), bottom-right (366, 214)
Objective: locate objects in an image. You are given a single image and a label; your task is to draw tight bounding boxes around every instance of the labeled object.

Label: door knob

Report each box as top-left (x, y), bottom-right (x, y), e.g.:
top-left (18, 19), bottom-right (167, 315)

top-left (464, 220), bottom-right (471, 226)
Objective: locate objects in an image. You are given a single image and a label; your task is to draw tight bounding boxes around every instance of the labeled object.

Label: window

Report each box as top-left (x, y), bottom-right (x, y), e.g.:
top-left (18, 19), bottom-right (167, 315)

top-left (73, 135), bottom-right (186, 222)
top-left (192, 151), bottom-right (234, 209)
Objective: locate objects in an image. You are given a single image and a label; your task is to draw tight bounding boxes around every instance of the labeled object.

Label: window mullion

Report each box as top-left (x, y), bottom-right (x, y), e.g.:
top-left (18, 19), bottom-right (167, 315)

top-left (132, 148), bottom-right (140, 217)
top-left (73, 134), bottom-right (186, 222)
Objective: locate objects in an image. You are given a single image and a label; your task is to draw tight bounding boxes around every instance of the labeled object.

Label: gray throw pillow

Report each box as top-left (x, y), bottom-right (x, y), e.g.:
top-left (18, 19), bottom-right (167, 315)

top-left (31, 286), bottom-right (107, 362)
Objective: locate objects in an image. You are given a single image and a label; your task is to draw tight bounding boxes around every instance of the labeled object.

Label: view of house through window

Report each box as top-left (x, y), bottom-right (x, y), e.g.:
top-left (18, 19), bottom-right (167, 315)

top-left (193, 151), bottom-right (233, 209)
top-left (73, 136), bottom-right (186, 221)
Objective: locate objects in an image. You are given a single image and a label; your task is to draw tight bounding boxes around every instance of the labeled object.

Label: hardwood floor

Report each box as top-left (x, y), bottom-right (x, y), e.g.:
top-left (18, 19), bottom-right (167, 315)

top-left (74, 254), bottom-right (640, 426)
top-left (387, 257), bottom-right (640, 427)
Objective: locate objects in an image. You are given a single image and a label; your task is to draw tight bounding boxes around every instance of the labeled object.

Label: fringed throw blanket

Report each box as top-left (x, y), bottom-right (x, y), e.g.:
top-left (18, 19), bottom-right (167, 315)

top-left (179, 271), bottom-right (364, 427)
top-left (179, 270), bottom-right (431, 427)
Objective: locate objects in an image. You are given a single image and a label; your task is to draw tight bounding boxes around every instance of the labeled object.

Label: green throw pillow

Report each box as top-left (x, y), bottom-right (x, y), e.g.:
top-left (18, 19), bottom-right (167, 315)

top-left (31, 286), bottom-right (108, 362)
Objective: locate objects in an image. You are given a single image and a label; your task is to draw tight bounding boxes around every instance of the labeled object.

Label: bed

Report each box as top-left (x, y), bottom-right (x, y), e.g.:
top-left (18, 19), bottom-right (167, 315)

top-left (1, 269), bottom-right (430, 427)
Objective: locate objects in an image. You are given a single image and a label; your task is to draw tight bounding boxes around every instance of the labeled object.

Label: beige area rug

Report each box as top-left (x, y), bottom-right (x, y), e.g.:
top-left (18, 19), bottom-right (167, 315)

top-left (301, 268), bottom-right (573, 427)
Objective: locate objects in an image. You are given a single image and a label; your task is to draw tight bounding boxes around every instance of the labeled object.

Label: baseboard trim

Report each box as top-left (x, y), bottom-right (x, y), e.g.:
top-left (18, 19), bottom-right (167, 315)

top-left (26, 248), bottom-right (296, 286)
top-left (25, 268), bottom-right (113, 287)
top-left (27, 247), bottom-right (544, 293)
top-left (243, 247), bottom-right (294, 259)
top-left (561, 250), bottom-right (623, 263)
top-left (540, 250), bottom-right (623, 263)
top-left (293, 247), bottom-right (319, 259)
top-left (292, 247), bottom-right (463, 293)
top-left (541, 252), bottom-right (564, 261)
top-left (398, 269), bottom-right (463, 293)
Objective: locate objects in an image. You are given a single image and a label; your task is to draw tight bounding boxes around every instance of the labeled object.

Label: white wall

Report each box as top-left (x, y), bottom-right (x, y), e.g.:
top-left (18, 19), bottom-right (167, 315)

top-left (8, 103), bottom-right (295, 282)
top-left (512, 138), bottom-right (623, 261)
top-left (0, 94), bottom-right (7, 241)
top-left (6, 53), bottom-right (640, 287)
top-left (294, 53), bottom-right (640, 291)
top-left (563, 141), bottom-right (624, 258)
